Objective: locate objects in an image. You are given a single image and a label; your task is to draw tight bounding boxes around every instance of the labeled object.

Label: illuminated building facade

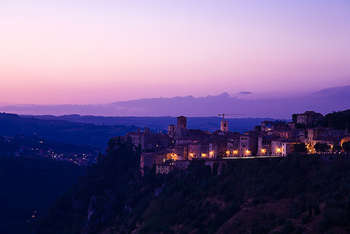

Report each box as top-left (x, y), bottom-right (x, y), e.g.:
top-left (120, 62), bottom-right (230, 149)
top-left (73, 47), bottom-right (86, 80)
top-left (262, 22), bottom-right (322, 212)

top-left (125, 111), bottom-right (350, 175)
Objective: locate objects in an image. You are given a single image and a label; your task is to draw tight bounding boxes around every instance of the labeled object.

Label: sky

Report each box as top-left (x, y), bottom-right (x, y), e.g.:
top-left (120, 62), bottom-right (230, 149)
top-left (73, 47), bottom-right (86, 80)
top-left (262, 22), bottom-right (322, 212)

top-left (1, 0), bottom-right (350, 104)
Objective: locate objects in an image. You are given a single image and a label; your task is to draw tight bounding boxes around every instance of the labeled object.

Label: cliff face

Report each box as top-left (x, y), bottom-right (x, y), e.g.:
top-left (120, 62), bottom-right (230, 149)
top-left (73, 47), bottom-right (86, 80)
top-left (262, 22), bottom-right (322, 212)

top-left (38, 148), bottom-right (350, 234)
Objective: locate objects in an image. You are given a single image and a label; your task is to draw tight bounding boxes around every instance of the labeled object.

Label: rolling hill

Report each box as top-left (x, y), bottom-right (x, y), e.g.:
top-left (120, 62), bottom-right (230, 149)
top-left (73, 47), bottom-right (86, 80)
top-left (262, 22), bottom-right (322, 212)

top-left (1, 85), bottom-right (350, 118)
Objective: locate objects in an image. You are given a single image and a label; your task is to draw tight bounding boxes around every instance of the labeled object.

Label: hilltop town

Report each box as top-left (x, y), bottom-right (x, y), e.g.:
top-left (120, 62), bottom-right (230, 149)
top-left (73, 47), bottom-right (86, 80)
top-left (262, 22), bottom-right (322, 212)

top-left (37, 109), bottom-right (350, 234)
top-left (120, 111), bottom-right (350, 174)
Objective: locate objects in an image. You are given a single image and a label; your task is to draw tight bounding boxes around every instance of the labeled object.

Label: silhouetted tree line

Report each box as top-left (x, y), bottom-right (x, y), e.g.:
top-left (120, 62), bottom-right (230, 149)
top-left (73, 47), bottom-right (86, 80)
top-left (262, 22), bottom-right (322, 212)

top-left (319, 109), bottom-right (350, 130)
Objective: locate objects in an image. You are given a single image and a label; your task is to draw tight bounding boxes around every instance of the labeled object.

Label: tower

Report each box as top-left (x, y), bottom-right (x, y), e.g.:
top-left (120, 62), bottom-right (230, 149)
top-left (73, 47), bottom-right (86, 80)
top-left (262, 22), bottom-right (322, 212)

top-left (175, 116), bottom-right (187, 139)
top-left (218, 113), bottom-right (229, 133)
top-left (220, 119), bottom-right (229, 132)
top-left (168, 124), bottom-right (176, 138)
top-left (177, 116), bottom-right (187, 129)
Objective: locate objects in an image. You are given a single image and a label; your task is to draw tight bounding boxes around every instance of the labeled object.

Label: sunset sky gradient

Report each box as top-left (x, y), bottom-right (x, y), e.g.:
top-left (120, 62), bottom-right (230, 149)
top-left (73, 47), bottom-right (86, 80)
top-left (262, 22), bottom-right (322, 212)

top-left (1, 0), bottom-right (349, 104)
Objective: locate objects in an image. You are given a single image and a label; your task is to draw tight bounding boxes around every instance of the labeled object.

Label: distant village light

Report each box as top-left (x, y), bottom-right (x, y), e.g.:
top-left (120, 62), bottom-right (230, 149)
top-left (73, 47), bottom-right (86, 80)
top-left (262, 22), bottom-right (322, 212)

top-left (226, 150), bottom-right (231, 156)
top-left (233, 150), bottom-right (239, 155)
top-left (209, 151), bottom-right (215, 157)
top-left (276, 148), bottom-right (282, 153)
top-left (171, 153), bottom-right (178, 161)
top-left (245, 150), bottom-right (251, 155)
top-left (261, 149), bottom-right (266, 154)
top-left (201, 153), bottom-right (207, 158)
top-left (167, 153), bottom-right (178, 161)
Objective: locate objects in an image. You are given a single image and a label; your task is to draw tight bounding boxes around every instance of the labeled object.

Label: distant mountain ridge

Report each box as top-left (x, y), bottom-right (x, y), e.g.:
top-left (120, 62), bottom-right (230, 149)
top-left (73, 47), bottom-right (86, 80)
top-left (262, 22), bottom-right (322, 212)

top-left (0, 113), bottom-right (138, 149)
top-left (1, 85), bottom-right (350, 118)
top-left (23, 115), bottom-right (271, 133)
top-left (312, 85), bottom-right (350, 97)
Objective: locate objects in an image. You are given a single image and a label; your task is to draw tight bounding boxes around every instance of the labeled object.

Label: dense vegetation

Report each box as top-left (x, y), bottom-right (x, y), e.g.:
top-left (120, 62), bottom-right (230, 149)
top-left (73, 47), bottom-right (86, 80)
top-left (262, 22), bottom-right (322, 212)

top-left (0, 156), bottom-right (85, 234)
top-left (38, 141), bottom-right (350, 234)
top-left (319, 109), bottom-right (350, 130)
top-left (343, 142), bottom-right (350, 153)
top-left (37, 138), bottom-right (141, 234)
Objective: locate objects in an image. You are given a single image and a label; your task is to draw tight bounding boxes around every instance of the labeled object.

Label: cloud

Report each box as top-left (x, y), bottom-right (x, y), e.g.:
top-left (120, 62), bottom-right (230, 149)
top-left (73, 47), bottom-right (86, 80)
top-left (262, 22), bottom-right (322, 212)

top-left (239, 91), bottom-right (252, 95)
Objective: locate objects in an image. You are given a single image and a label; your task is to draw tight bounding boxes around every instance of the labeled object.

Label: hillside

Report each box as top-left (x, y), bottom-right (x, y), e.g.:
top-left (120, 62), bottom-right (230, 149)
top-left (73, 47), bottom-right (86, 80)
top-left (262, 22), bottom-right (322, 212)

top-left (37, 141), bottom-right (350, 234)
top-left (0, 156), bottom-right (85, 234)
top-left (0, 135), bottom-right (99, 165)
top-left (0, 113), bottom-right (138, 150)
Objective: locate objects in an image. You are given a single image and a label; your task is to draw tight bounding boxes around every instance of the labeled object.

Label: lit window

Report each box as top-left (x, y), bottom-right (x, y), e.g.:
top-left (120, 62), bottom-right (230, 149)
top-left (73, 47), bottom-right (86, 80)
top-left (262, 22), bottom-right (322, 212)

top-left (209, 151), bottom-right (215, 157)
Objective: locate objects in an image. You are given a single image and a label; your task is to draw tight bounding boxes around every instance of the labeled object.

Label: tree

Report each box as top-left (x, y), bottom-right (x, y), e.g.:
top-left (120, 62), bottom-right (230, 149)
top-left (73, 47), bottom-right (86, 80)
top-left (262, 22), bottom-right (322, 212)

top-left (37, 138), bottom-right (142, 234)
top-left (294, 143), bottom-right (307, 154)
top-left (343, 142), bottom-right (350, 153)
top-left (314, 143), bottom-right (330, 153)
top-left (320, 110), bottom-right (350, 130)
top-left (333, 145), bottom-right (342, 153)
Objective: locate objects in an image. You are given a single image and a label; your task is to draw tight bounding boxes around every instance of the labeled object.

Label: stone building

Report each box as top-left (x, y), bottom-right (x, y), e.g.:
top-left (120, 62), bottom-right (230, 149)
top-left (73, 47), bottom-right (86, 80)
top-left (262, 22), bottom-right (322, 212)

top-left (220, 119), bottom-right (229, 132)
top-left (292, 111), bottom-right (323, 127)
top-left (126, 111), bottom-right (349, 175)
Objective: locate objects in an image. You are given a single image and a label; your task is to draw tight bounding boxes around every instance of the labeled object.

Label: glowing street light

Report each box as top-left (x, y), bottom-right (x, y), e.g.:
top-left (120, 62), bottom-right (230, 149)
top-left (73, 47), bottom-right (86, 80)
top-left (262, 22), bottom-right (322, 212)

top-left (167, 153), bottom-right (178, 161)
top-left (171, 153), bottom-right (178, 160)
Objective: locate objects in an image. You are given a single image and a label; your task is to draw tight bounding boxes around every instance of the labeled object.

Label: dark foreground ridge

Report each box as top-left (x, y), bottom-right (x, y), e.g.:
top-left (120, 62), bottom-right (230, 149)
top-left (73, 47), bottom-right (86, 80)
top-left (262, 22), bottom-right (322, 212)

top-left (0, 156), bottom-right (84, 234)
top-left (37, 140), bottom-right (350, 234)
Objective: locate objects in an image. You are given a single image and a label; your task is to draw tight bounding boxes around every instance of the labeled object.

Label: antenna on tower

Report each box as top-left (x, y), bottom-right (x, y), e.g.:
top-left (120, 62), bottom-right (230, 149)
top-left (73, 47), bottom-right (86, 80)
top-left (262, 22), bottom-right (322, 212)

top-left (218, 113), bottom-right (226, 120)
top-left (218, 113), bottom-right (243, 132)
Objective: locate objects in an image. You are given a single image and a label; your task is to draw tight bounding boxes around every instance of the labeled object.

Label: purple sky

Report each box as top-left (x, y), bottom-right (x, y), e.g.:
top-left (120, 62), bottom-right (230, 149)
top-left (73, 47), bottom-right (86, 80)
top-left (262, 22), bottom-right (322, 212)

top-left (1, 0), bottom-right (349, 104)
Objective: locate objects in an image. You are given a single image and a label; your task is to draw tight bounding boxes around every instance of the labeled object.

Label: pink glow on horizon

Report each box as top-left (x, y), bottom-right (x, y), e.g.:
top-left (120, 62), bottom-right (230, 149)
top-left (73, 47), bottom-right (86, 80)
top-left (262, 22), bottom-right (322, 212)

top-left (1, 0), bottom-right (349, 104)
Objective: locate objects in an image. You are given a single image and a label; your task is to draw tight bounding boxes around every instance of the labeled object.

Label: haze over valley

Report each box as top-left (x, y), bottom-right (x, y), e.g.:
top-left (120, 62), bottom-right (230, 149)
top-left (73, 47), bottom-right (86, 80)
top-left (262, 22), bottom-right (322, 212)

top-left (1, 85), bottom-right (350, 118)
